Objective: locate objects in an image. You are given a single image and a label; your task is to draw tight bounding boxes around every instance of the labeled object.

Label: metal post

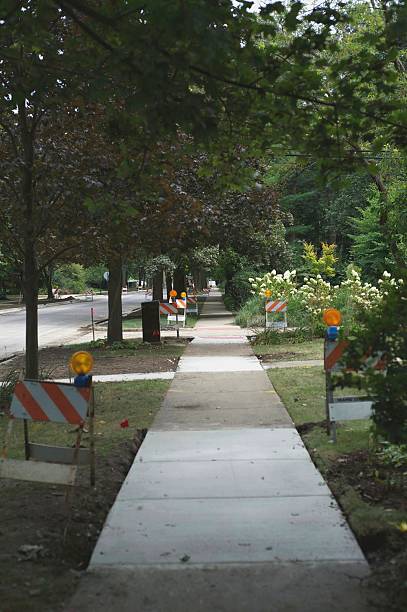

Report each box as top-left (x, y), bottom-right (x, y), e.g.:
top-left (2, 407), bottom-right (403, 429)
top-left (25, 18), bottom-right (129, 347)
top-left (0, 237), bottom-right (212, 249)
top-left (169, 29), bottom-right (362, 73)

top-left (91, 307), bottom-right (95, 342)
top-left (23, 420), bottom-right (30, 460)
top-left (2, 419), bottom-right (14, 459)
top-left (324, 337), bottom-right (331, 435)
top-left (176, 311), bottom-right (180, 339)
top-left (89, 386), bottom-right (96, 487)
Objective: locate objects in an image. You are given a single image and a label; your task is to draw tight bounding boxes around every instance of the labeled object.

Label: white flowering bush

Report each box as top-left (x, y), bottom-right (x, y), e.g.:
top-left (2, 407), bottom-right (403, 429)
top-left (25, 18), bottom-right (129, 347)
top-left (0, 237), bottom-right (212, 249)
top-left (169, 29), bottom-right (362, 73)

top-left (338, 269), bottom-right (404, 319)
top-left (296, 275), bottom-right (337, 333)
top-left (243, 267), bottom-right (404, 336)
top-left (248, 269), bottom-right (297, 300)
top-left (339, 268), bottom-right (381, 316)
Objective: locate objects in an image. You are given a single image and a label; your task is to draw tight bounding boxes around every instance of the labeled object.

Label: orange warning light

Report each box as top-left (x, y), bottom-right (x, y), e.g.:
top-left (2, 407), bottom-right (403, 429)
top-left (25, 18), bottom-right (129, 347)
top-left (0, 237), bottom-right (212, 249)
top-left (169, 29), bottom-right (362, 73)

top-left (70, 351), bottom-right (94, 375)
top-left (170, 290), bottom-right (177, 298)
top-left (323, 308), bottom-right (342, 327)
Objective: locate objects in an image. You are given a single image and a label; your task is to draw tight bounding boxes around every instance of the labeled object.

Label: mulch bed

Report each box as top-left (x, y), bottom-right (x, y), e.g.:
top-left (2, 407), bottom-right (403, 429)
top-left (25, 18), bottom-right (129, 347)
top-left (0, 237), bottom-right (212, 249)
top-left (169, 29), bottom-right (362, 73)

top-left (0, 342), bottom-right (186, 379)
top-left (0, 432), bottom-right (146, 612)
top-left (327, 449), bottom-right (406, 513)
top-left (259, 351), bottom-right (300, 361)
top-left (306, 437), bottom-right (407, 611)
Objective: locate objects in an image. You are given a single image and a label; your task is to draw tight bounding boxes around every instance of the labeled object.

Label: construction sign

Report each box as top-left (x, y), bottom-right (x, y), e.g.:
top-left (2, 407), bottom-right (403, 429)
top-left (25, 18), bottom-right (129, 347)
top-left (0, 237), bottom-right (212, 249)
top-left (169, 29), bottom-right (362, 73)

top-left (265, 299), bottom-right (288, 313)
top-left (1, 357), bottom-right (96, 488)
top-left (11, 381), bottom-right (90, 424)
top-left (265, 299), bottom-right (288, 330)
top-left (324, 340), bottom-right (349, 372)
top-left (322, 309), bottom-right (387, 442)
top-left (159, 303), bottom-right (178, 316)
top-left (187, 296), bottom-right (198, 314)
top-left (176, 298), bottom-right (187, 309)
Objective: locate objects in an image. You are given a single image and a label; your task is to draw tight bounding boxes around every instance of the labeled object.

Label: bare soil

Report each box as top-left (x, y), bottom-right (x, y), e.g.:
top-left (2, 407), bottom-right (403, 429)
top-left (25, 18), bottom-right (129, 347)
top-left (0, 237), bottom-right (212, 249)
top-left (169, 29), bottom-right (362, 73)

top-left (260, 351), bottom-right (298, 361)
top-left (306, 438), bottom-right (407, 611)
top-left (0, 339), bottom-right (189, 379)
top-left (0, 432), bottom-right (146, 612)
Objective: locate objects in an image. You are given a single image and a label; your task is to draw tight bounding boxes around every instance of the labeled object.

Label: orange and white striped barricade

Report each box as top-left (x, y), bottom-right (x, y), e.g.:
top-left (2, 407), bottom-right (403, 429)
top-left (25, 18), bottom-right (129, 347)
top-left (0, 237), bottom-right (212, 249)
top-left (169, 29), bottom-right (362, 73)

top-left (175, 298), bottom-right (187, 327)
top-left (187, 296), bottom-right (198, 315)
top-left (324, 338), bottom-right (385, 442)
top-left (265, 299), bottom-right (288, 330)
top-left (0, 380), bottom-right (95, 487)
top-left (160, 301), bottom-right (178, 326)
top-left (159, 302), bottom-right (178, 317)
top-left (160, 302), bottom-right (181, 338)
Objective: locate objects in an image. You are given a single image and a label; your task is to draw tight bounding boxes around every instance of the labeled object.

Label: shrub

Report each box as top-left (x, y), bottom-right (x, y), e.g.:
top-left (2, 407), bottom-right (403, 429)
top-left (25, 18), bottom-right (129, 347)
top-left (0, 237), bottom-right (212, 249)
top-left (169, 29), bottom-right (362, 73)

top-left (302, 242), bottom-right (337, 278)
top-left (296, 275), bottom-right (336, 336)
top-left (339, 272), bottom-right (407, 444)
top-left (226, 268), bottom-right (257, 308)
top-left (235, 295), bottom-right (265, 328)
top-left (84, 264), bottom-right (106, 288)
top-left (249, 269), bottom-right (297, 299)
top-left (54, 263), bottom-right (86, 294)
top-left (0, 368), bottom-right (20, 410)
top-left (252, 327), bottom-right (314, 345)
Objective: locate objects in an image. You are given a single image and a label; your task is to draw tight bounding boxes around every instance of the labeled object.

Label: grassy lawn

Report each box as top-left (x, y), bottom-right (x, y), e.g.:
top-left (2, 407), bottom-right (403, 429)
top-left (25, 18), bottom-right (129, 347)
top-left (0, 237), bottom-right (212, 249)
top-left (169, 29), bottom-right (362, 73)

top-left (1, 379), bottom-right (169, 459)
top-left (123, 313), bottom-right (199, 329)
top-left (253, 338), bottom-right (324, 361)
top-left (268, 366), bottom-right (372, 458)
top-left (269, 365), bottom-right (407, 607)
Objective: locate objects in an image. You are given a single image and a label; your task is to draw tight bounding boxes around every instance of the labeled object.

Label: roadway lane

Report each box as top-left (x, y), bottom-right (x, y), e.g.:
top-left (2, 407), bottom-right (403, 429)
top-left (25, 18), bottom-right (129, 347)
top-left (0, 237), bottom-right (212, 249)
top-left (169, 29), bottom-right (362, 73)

top-left (0, 292), bottom-right (150, 360)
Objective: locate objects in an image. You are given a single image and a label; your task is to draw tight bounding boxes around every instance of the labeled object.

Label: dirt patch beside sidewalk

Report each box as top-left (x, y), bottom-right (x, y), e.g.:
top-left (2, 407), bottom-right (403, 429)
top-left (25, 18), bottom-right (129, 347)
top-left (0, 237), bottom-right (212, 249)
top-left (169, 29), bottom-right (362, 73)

top-left (0, 435), bottom-right (144, 612)
top-left (0, 338), bottom-right (190, 379)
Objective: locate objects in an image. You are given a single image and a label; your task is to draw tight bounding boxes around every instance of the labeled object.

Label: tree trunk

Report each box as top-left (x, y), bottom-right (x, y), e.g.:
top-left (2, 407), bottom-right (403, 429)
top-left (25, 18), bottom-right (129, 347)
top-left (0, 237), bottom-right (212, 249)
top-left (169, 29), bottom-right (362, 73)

top-left (152, 269), bottom-right (163, 301)
top-left (24, 241), bottom-right (39, 378)
top-left (19, 101), bottom-right (38, 378)
top-left (198, 269), bottom-right (207, 291)
top-left (107, 254), bottom-right (123, 344)
top-left (173, 266), bottom-right (186, 294)
top-left (44, 266), bottom-right (54, 301)
top-left (165, 272), bottom-right (172, 301)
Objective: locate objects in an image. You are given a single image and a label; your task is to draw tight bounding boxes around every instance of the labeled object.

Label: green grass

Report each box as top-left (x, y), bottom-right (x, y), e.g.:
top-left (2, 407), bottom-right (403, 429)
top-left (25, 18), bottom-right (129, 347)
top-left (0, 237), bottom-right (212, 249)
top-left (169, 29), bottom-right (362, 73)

top-left (269, 366), bottom-right (366, 425)
top-left (268, 365), bottom-right (407, 550)
top-left (268, 366), bottom-right (326, 423)
top-left (1, 380), bottom-right (170, 459)
top-left (253, 338), bottom-right (324, 361)
top-left (123, 314), bottom-right (199, 329)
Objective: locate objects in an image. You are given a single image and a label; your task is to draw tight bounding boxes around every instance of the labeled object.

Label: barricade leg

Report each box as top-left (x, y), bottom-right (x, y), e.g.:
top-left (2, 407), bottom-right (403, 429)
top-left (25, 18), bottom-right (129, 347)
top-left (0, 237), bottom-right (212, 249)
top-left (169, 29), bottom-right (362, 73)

top-left (24, 420), bottom-right (30, 460)
top-left (325, 370), bottom-right (335, 439)
top-left (89, 389), bottom-right (96, 487)
top-left (2, 419), bottom-right (14, 459)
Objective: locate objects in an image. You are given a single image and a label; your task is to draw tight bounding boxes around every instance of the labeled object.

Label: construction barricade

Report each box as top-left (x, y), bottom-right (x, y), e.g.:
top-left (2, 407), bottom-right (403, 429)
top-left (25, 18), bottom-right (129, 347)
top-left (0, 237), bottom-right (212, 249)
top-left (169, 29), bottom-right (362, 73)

top-left (265, 299), bottom-right (288, 330)
top-left (187, 296), bottom-right (198, 315)
top-left (322, 309), bottom-right (383, 442)
top-left (0, 352), bottom-right (96, 488)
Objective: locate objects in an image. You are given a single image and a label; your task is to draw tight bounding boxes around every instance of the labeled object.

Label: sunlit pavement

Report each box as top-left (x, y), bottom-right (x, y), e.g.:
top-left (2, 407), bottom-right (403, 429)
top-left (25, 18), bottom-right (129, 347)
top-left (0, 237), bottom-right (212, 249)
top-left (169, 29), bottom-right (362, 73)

top-left (0, 292), bottom-right (150, 360)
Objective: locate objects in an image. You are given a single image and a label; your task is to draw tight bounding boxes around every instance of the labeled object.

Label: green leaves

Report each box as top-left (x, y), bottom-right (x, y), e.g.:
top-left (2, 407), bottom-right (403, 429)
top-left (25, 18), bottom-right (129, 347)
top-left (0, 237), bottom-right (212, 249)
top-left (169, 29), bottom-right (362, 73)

top-left (284, 1), bottom-right (303, 31)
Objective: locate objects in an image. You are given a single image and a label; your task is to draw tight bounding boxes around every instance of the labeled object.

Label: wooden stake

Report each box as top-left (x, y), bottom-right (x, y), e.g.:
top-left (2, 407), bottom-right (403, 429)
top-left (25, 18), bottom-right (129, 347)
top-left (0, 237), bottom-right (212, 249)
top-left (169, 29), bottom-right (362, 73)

top-left (89, 386), bottom-right (96, 487)
top-left (2, 419), bottom-right (14, 459)
top-left (65, 423), bottom-right (83, 504)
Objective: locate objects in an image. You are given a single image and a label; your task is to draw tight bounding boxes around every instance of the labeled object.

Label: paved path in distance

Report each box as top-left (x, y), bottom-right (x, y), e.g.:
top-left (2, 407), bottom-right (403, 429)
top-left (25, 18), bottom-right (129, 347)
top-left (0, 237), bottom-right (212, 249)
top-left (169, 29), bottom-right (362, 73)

top-left (67, 291), bottom-right (375, 612)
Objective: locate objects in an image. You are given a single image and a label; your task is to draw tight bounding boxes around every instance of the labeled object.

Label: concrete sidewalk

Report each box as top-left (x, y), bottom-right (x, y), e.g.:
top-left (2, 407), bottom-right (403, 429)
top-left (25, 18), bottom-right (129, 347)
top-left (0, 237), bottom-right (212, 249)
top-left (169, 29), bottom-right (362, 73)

top-left (68, 291), bottom-right (376, 612)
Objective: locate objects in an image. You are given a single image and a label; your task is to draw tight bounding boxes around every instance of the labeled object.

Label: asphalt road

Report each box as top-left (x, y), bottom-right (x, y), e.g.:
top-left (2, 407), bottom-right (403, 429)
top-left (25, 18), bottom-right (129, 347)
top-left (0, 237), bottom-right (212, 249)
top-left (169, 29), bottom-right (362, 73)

top-left (0, 291), bottom-right (150, 360)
